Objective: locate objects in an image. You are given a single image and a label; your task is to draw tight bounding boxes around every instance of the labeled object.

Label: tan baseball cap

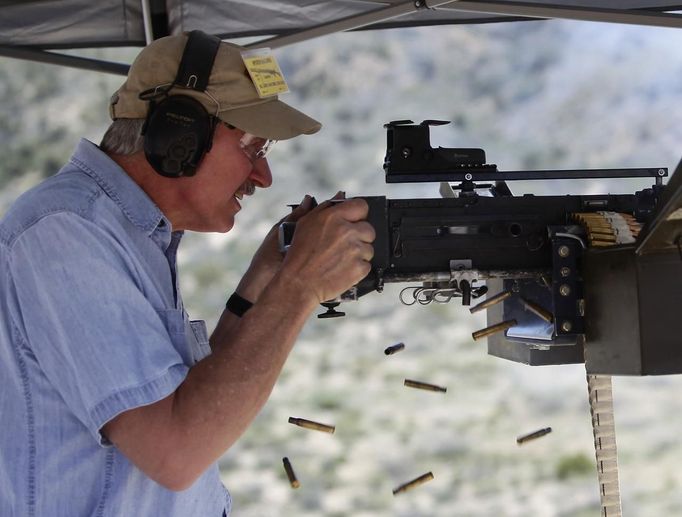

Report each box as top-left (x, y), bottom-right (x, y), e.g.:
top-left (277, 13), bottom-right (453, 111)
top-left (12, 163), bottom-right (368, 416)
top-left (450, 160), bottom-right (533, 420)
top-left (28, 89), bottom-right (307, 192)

top-left (109, 33), bottom-right (321, 140)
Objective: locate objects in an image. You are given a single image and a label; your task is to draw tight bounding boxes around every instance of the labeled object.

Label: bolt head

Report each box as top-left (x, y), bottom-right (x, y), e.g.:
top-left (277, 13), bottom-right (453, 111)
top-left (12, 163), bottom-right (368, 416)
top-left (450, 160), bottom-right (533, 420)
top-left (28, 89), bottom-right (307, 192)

top-left (559, 284), bottom-right (571, 296)
top-left (561, 320), bottom-right (573, 332)
top-left (560, 266), bottom-right (571, 277)
top-left (558, 245), bottom-right (570, 258)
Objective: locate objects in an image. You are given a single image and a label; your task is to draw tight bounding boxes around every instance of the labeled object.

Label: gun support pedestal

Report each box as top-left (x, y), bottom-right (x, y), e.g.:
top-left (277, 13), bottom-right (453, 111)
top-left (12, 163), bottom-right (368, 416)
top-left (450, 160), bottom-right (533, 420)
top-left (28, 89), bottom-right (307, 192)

top-left (583, 247), bottom-right (682, 375)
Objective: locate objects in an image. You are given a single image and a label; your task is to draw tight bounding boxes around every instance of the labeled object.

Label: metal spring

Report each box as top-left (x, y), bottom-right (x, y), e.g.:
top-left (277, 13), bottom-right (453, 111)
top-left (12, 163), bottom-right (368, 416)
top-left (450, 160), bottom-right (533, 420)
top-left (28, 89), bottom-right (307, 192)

top-left (399, 286), bottom-right (462, 305)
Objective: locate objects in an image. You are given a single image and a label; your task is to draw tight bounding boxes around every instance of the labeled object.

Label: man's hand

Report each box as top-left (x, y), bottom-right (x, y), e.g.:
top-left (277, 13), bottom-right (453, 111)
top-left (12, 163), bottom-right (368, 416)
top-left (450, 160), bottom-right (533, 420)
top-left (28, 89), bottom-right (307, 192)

top-left (236, 195), bottom-right (316, 301)
top-left (280, 196), bottom-right (376, 304)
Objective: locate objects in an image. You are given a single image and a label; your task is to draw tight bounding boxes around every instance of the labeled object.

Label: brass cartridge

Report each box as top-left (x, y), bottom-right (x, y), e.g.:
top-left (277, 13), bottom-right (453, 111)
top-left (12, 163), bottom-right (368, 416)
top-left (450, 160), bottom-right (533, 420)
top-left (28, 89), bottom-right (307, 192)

top-left (516, 426), bottom-right (552, 445)
top-left (589, 233), bottom-right (617, 241)
top-left (469, 290), bottom-right (512, 314)
top-left (288, 417), bottom-right (335, 434)
top-left (384, 342), bottom-right (406, 355)
top-left (282, 457), bottom-right (300, 488)
top-left (520, 298), bottom-right (554, 323)
top-left (392, 472), bottom-right (435, 495)
top-left (472, 319), bottom-right (517, 341)
top-left (404, 379), bottom-right (447, 393)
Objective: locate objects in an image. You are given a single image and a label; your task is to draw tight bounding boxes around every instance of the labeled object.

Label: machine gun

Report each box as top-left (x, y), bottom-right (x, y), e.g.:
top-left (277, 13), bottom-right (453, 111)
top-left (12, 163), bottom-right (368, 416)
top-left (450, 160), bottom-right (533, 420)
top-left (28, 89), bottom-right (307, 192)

top-left (281, 119), bottom-right (682, 515)
top-left (281, 120), bottom-right (682, 376)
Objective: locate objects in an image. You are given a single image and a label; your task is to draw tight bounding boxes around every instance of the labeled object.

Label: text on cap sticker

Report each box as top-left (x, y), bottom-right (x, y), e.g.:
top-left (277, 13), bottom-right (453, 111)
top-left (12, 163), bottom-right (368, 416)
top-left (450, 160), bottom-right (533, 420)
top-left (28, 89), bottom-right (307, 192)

top-left (241, 48), bottom-right (290, 98)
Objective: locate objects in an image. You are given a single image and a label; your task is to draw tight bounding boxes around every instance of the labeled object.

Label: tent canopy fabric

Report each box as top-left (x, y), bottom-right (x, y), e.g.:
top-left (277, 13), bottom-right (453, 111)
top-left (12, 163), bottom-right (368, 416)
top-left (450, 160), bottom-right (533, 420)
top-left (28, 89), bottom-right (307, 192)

top-left (0, 1), bottom-right (681, 75)
top-left (1, 1), bottom-right (682, 49)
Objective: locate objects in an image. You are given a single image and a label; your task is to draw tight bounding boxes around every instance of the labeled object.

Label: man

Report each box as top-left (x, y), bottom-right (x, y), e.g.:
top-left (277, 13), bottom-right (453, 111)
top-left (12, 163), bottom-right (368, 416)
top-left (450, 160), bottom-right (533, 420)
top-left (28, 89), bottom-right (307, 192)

top-left (0, 31), bottom-right (375, 516)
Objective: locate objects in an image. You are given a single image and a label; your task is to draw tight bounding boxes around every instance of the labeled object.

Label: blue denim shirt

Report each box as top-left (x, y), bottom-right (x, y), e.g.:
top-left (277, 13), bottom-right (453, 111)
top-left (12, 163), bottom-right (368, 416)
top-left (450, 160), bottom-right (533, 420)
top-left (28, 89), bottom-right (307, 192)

top-left (0, 140), bottom-right (231, 516)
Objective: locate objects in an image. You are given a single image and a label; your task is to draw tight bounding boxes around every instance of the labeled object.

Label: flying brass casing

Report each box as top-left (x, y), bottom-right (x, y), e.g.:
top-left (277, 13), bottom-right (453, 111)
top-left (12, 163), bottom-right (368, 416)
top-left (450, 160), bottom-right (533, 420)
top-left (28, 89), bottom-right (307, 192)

top-left (282, 457), bottom-right (300, 488)
top-left (384, 342), bottom-right (405, 355)
top-left (404, 379), bottom-right (447, 393)
top-left (472, 319), bottom-right (517, 341)
top-left (392, 472), bottom-right (434, 495)
top-left (516, 427), bottom-right (552, 444)
top-left (288, 417), bottom-right (336, 434)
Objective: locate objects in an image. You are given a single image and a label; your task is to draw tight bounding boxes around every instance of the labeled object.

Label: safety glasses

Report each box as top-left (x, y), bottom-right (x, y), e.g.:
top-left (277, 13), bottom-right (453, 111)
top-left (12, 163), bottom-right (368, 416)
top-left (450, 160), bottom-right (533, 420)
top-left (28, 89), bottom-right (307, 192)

top-left (239, 132), bottom-right (277, 161)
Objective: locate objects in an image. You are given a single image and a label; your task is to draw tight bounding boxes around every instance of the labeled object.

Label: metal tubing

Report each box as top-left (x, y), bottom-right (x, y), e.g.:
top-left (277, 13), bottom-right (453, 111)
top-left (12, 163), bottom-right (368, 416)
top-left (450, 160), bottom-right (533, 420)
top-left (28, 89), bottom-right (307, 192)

top-left (140, 0), bottom-right (154, 45)
top-left (438, 1), bottom-right (682, 29)
top-left (0, 46), bottom-right (129, 76)
top-left (247, 0), bottom-right (461, 49)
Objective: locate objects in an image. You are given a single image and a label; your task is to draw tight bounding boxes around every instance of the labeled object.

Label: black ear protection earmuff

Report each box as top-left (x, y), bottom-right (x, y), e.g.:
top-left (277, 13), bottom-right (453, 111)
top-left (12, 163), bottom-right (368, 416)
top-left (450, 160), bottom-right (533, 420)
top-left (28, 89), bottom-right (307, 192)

top-left (141, 30), bottom-right (222, 178)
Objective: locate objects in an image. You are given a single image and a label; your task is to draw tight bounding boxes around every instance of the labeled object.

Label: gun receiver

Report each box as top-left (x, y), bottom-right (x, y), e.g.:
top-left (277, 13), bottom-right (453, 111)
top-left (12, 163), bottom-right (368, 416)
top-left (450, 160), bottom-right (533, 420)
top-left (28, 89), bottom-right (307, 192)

top-left (281, 120), bottom-right (682, 376)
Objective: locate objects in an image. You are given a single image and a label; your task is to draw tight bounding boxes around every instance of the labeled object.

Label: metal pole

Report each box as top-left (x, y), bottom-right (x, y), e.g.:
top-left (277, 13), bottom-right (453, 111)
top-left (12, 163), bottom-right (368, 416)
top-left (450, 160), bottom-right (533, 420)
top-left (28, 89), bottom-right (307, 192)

top-left (140, 0), bottom-right (154, 44)
top-left (246, 0), bottom-right (440, 49)
top-left (437, 1), bottom-right (682, 29)
top-left (0, 45), bottom-right (129, 76)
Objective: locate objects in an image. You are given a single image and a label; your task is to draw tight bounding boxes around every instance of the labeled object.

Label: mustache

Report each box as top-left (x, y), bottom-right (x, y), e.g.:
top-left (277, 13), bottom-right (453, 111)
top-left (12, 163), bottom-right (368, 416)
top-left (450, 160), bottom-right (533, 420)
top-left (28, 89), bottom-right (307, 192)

top-left (238, 182), bottom-right (256, 197)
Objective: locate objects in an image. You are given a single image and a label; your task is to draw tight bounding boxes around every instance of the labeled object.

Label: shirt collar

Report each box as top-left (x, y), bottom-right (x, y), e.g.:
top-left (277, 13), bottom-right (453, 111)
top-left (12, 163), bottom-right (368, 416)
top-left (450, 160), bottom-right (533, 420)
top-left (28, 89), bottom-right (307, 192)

top-left (66, 139), bottom-right (169, 237)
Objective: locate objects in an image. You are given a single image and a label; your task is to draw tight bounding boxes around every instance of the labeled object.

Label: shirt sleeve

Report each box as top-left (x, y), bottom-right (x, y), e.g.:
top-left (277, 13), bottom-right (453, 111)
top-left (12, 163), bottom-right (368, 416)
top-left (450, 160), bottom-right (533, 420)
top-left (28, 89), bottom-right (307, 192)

top-left (6, 212), bottom-right (189, 445)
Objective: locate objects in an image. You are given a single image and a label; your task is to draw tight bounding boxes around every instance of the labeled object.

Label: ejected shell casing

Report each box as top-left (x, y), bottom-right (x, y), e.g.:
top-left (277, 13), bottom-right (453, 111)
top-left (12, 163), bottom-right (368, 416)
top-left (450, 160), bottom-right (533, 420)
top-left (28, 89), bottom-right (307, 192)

top-left (384, 342), bottom-right (405, 355)
top-left (282, 457), bottom-right (300, 488)
top-left (516, 427), bottom-right (552, 445)
top-left (288, 417), bottom-right (336, 434)
top-left (392, 471), bottom-right (435, 495)
top-left (472, 319), bottom-right (517, 341)
top-left (520, 298), bottom-right (554, 323)
top-left (404, 379), bottom-right (447, 393)
top-left (469, 290), bottom-right (512, 314)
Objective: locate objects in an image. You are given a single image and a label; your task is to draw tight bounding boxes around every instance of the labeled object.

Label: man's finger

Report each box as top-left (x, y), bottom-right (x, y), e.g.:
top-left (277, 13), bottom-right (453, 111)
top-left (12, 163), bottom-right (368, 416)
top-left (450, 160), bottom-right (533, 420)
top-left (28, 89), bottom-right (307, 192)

top-left (354, 221), bottom-right (376, 244)
top-left (284, 195), bottom-right (315, 222)
top-left (329, 198), bottom-right (369, 222)
top-left (357, 241), bottom-right (375, 262)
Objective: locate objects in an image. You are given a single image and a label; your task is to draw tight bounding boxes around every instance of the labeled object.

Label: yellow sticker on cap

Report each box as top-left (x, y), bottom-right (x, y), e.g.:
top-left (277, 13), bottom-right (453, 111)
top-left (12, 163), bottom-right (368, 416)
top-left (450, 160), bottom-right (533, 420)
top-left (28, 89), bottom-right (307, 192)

top-left (241, 48), bottom-right (289, 98)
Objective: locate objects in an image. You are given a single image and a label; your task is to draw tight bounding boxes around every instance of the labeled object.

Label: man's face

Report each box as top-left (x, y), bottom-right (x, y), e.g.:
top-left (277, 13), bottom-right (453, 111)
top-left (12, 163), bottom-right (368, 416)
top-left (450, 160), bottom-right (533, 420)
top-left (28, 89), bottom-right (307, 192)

top-left (178, 123), bottom-right (273, 232)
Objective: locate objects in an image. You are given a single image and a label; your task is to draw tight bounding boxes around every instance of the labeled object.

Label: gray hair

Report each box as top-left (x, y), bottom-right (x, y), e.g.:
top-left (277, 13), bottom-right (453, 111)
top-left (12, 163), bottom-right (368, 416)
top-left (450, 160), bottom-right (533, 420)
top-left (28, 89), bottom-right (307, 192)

top-left (100, 119), bottom-right (146, 155)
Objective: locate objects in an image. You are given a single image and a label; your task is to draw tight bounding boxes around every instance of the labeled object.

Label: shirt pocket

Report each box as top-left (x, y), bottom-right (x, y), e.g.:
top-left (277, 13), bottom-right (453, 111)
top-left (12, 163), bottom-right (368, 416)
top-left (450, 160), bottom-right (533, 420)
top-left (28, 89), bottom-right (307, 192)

top-left (188, 318), bottom-right (212, 363)
top-left (154, 307), bottom-right (193, 365)
top-left (154, 308), bottom-right (212, 365)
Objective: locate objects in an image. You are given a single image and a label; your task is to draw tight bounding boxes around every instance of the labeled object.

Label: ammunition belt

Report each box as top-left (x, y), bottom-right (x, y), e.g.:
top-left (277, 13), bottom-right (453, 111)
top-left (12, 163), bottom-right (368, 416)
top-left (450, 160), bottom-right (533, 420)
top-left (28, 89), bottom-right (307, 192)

top-left (573, 211), bottom-right (641, 517)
